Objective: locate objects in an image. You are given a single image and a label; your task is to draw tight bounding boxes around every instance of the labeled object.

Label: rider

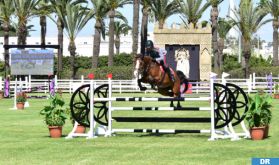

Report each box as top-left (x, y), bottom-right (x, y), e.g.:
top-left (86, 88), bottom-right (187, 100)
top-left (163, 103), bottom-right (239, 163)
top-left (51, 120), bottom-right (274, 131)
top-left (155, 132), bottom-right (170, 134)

top-left (145, 40), bottom-right (175, 82)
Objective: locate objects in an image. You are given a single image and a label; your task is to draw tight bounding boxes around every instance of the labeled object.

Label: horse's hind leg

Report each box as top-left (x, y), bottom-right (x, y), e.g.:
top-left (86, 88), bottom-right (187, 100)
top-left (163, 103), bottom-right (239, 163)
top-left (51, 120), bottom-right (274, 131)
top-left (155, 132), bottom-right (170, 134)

top-left (177, 99), bottom-right (181, 108)
top-left (158, 88), bottom-right (175, 107)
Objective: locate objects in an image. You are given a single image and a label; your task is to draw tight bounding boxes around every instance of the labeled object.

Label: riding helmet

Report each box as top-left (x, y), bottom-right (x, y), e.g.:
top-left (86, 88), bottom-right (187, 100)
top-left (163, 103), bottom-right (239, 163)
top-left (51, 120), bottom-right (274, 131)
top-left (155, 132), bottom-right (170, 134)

top-left (145, 40), bottom-right (154, 49)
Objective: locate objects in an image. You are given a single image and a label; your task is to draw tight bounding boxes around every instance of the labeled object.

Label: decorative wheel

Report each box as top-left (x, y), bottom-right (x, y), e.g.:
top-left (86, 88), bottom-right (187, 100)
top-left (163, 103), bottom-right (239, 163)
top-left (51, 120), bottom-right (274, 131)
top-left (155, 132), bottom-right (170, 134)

top-left (70, 84), bottom-right (91, 127)
top-left (226, 83), bottom-right (248, 126)
top-left (93, 84), bottom-right (109, 126)
top-left (214, 83), bottom-right (237, 129)
top-left (70, 84), bottom-right (109, 127)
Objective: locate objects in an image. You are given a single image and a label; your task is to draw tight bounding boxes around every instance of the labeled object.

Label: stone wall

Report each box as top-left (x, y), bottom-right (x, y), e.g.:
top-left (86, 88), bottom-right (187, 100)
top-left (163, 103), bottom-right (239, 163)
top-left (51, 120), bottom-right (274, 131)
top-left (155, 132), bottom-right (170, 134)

top-left (153, 23), bottom-right (212, 80)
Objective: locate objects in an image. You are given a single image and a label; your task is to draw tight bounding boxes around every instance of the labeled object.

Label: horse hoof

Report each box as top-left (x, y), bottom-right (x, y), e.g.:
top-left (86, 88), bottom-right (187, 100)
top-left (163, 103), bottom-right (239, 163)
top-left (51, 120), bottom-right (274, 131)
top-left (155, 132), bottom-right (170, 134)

top-left (140, 87), bottom-right (147, 91)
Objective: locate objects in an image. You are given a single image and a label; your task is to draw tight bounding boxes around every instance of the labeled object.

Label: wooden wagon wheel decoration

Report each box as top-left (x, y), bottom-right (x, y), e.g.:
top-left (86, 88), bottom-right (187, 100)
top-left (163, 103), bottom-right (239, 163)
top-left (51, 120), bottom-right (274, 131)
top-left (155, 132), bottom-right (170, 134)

top-left (213, 83), bottom-right (237, 129)
top-left (70, 84), bottom-right (109, 127)
top-left (226, 83), bottom-right (248, 126)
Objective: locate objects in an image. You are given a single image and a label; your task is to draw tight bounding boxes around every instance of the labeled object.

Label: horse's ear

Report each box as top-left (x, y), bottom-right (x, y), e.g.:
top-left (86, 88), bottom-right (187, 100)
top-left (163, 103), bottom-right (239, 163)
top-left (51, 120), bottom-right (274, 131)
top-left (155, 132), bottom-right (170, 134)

top-left (136, 53), bottom-right (143, 59)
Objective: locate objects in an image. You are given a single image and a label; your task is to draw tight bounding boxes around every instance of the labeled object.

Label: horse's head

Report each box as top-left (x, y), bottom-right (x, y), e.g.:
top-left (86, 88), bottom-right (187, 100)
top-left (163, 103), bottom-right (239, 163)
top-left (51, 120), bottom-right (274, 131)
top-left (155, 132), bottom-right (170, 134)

top-left (133, 54), bottom-right (145, 79)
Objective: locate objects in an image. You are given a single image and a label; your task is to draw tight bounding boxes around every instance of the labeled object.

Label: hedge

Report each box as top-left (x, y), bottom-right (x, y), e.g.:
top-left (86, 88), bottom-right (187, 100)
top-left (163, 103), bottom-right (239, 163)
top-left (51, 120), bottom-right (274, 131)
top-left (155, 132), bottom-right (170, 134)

top-left (77, 66), bottom-right (134, 80)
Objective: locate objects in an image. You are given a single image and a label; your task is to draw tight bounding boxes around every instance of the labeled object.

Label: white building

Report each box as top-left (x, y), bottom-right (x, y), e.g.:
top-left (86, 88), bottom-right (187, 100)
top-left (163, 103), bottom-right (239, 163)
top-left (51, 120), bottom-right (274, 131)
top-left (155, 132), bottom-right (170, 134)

top-left (0, 32), bottom-right (145, 61)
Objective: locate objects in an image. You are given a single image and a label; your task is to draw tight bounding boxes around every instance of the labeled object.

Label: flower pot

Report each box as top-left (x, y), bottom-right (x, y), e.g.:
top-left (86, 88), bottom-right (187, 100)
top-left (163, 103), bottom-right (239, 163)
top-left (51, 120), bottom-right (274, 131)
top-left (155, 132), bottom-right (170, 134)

top-left (274, 94), bottom-right (279, 99)
top-left (75, 125), bottom-right (86, 133)
top-left (264, 125), bottom-right (269, 138)
top-left (16, 102), bottom-right (25, 110)
top-left (250, 127), bottom-right (265, 140)
top-left (48, 126), bottom-right (63, 138)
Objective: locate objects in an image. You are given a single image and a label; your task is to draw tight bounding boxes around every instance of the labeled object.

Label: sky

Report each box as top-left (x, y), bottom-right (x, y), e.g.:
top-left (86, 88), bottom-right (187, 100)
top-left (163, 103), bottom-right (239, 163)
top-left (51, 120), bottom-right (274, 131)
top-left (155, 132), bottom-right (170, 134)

top-left (29, 0), bottom-right (273, 42)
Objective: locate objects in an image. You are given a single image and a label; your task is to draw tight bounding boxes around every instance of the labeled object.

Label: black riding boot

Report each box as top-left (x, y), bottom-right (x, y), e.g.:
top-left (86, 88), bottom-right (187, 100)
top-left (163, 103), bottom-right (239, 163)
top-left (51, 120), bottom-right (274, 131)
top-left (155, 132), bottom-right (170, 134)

top-left (160, 61), bottom-right (175, 82)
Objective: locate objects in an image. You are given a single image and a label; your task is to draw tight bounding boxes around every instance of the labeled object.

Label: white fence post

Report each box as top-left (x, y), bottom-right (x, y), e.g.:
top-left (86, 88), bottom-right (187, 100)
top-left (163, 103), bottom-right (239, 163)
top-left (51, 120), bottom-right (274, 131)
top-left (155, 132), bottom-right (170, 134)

top-left (252, 72), bottom-right (256, 89)
top-left (81, 75), bottom-right (84, 84)
top-left (0, 76), bottom-right (2, 91)
top-left (54, 75), bottom-right (58, 92)
top-left (29, 75), bottom-right (31, 90)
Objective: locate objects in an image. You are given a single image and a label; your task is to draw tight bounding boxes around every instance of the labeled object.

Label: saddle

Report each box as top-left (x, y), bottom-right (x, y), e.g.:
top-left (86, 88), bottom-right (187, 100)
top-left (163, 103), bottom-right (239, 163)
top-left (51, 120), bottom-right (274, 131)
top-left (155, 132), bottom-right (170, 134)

top-left (158, 62), bottom-right (175, 83)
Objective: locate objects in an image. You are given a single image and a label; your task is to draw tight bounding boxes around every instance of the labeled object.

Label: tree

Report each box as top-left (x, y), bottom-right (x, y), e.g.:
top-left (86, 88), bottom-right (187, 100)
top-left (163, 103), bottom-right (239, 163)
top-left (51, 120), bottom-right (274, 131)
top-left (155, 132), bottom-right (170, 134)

top-left (232, 0), bottom-right (269, 77)
top-left (208, 0), bottom-right (223, 72)
top-left (132, 0), bottom-right (140, 55)
top-left (13, 0), bottom-right (40, 45)
top-left (114, 21), bottom-right (131, 55)
top-left (90, 0), bottom-right (110, 68)
top-left (57, 4), bottom-right (93, 78)
top-left (50, 0), bottom-right (86, 78)
top-left (147, 0), bottom-right (180, 29)
top-left (217, 18), bottom-right (234, 70)
top-left (260, 0), bottom-right (279, 66)
top-left (35, 0), bottom-right (52, 47)
top-left (0, 0), bottom-right (14, 76)
top-left (140, 0), bottom-right (152, 54)
top-left (177, 0), bottom-right (210, 27)
top-left (106, 0), bottom-right (131, 67)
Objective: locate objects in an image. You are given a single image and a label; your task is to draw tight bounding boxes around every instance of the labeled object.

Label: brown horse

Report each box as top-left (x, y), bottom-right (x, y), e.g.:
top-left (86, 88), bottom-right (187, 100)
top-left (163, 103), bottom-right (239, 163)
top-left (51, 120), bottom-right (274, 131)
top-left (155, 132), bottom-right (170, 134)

top-left (134, 55), bottom-right (188, 107)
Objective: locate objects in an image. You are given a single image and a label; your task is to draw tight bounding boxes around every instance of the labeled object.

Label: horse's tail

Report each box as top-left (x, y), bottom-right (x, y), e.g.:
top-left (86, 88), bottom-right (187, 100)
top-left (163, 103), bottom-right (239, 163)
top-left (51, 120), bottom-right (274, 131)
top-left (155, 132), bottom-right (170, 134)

top-left (176, 70), bottom-right (189, 93)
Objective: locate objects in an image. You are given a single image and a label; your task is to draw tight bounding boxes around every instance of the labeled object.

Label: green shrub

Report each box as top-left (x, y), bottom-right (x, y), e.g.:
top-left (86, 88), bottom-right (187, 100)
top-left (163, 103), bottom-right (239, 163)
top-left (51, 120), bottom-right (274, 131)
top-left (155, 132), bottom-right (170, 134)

top-left (0, 61), bottom-right (4, 77)
top-left (77, 66), bottom-right (134, 80)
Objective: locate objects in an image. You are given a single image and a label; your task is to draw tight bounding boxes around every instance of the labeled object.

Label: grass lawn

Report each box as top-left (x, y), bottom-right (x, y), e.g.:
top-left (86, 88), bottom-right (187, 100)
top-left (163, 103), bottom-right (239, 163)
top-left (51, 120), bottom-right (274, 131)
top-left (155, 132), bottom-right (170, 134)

top-left (0, 93), bottom-right (279, 165)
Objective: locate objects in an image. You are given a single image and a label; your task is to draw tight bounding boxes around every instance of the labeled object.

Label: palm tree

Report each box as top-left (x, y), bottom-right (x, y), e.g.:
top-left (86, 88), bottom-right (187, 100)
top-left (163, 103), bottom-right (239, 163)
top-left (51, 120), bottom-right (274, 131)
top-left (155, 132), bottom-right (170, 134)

top-left (147, 0), bottom-right (180, 29)
top-left (0, 0), bottom-right (14, 76)
top-left (217, 18), bottom-right (234, 70)
top-left (114, 21), bottom-right (131, 55)
top-left (177, 0), bottom-right (210, 27)
top-left (13, 0), bottom-right (40, 45)
top-left (57, 4), bottom-right (94, 78)
top-left (90, 0), bottom-right (110, 68)
top-left (35, 0), bottom-right (52, 47)
top-left (140, 0), bottom-right (152, 54)
top-left (50, 0), bottom-right (85, 78)
top-left (260, 0), bottom-right (279, 66)
top-left (232, 0), bottom-right (269, 77)
top-left (106, 0), bottom-right (131, 67)
top-left (132, 0), bottom-right (140, 55)
top-left (208, 0), bottom-right (223, 72)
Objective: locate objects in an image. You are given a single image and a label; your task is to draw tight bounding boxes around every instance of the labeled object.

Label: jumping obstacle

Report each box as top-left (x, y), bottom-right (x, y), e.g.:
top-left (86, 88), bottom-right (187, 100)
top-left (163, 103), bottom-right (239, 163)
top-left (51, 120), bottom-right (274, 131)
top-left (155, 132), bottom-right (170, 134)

top-left (66, 73), bottom-right (249, 141)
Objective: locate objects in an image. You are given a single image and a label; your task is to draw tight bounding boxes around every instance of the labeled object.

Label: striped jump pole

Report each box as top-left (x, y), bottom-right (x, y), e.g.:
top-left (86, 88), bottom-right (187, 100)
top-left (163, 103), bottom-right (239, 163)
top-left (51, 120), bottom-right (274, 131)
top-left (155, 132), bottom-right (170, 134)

top-left (111, 107), bottom-right (211, 111)
top-left (103, 74), bottom-right (218, 141)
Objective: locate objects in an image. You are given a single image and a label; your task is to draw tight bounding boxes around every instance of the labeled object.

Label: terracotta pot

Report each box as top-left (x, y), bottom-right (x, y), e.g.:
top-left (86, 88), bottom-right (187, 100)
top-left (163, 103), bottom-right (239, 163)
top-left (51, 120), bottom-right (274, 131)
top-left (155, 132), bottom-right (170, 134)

top-left (250, 127), bottom-right (265, 140)
top-left (16, 102), bottom-right (25, 110)
top-left (264, 125), bottom-right (269, 138)
top-left (273, 94), bottom-right (279, 99)
top-left (48, 126), bottom-right (63, 138)
top-left (75, 125), bottom-right (86, 133)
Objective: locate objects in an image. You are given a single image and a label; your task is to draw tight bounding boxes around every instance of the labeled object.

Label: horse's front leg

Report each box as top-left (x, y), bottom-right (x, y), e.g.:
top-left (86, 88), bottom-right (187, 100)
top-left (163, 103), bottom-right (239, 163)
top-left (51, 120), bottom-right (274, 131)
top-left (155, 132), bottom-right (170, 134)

top-left (138, 78), bottom-right (147, 91)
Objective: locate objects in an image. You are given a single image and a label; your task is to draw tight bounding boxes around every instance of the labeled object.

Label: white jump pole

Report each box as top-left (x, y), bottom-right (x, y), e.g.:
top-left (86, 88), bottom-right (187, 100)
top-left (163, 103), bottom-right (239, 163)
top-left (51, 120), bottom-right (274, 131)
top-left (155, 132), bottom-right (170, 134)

top-left (87, 78), bottom-right (96, 139)
top-left (10, 77), bottom-right (17, 110)
top-left (209, 72), bottom-right (217, 141)
top-left (106, 74), bottom-right (113, 137)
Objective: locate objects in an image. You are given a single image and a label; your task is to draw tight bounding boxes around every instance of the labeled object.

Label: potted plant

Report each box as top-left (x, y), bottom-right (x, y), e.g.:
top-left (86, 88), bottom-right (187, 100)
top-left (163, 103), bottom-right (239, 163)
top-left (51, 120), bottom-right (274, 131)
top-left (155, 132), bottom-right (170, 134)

top-left (274, 84), bottom-right (279, 99)
top-left (246, 93), bottom-right (272, 140)
top-left (16, 92), bottom-right (27, 110)
top-left (40, 94), bottom-right (68, 138)
top-left (261, 97), bottom-right (272, 138)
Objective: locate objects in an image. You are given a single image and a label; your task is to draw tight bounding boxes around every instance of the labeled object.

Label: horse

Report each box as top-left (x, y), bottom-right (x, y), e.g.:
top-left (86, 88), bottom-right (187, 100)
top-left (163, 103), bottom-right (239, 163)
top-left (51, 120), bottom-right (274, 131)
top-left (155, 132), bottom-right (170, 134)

top-left (133, 54), bottom-right (189, 108)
